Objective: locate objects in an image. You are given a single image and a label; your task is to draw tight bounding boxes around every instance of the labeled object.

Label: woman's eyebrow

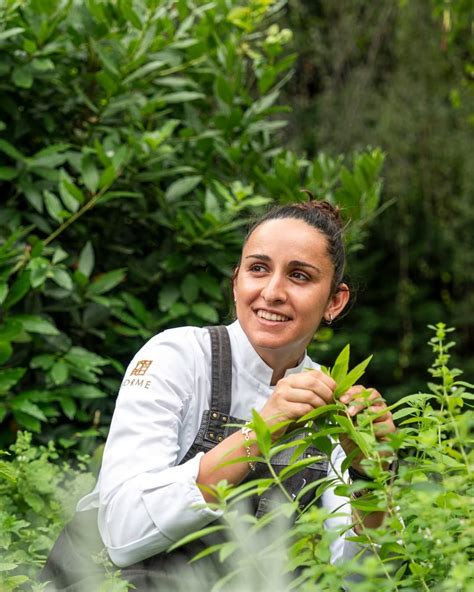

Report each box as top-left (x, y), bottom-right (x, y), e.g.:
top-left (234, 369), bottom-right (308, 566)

top-left (245, 255), bottom-right (322, 274)
top-left (245, 254), bottom-right (271, 261)
top-left (289, 260), bottom-right (322, 274)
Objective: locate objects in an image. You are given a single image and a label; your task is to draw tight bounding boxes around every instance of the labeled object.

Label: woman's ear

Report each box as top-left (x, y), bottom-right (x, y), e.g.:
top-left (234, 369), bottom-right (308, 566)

top-left (325, 282), bottom-right (350, 322)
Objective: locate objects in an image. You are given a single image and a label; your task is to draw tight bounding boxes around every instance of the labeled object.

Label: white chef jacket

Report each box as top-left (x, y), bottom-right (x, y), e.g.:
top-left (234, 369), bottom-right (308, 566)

top-left (77, 320), bottom-right (363, 568)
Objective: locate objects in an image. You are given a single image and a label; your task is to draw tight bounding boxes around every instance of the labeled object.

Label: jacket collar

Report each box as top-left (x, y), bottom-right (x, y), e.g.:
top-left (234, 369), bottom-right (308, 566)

top-left (227, 320), bottom-right (315, 388)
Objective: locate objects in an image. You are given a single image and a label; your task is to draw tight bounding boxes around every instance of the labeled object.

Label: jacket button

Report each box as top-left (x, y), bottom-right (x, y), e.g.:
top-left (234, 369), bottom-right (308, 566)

top-left (217, 435), bottom-right (223, 442)
top-left (209, 432), bottom-right (215, 439)
top-left (211, 412), bottom-right (218, 419)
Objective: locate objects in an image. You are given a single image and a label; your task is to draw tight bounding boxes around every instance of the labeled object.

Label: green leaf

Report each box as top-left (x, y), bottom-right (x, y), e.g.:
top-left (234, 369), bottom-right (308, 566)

top-left (3, 272), bottom-right (30, 309)
top-left (78, 241), bottom-right (95, 278)
top-left (86, 269), bottom-right (126, 296)
top-left (196, 273), bottom-right (222, 300)
top-left (50, 360), bottom-right (69, 385)
top-left (181, 274), bottom-right (199, 304)
top-left (13, 314), bottom-right (60, 336)
top-left (81, 156), bottom-right (99, 193)
top-left (11, 399), bottom-right (47, 421)
top-left (0, 462), bottom-right (16, 484)
top-left (51, 268), bottom-right (73, 291)
top-left (143, 119), bottom-right (180, 149)
top-left (330, 344), bottom-right (350, 383)
top-left (158, 285), bottom-right (180, 312)
top-left (59, 177), bottom-right (81, 212)
top-left (31, 354), bottom-right (55, 370)
top-left (0, 368), bottom-right (26, 394)
top-left (251, 409), bottom-right (271, 457)
top-left (159, 91), bottom-right (205, 104)
top-left (334, 355), bottom-right (373, 397)
top-left (44, 190), bottom-right (64, 222)
top-left (119, 0), bottom-right (142, 28)
top-left (0, 27), bottom-right (25, 42)
top-left (31, 58), bottom-right (54, 71)
top-left (98, 165), bottom-right (116, 189)
top-left (0, 342), bottom-right (13, 365)
top-left (168, 525), bottom-right (226, 551)
top-left (12, 411), bottom-right (41, 432)
top-left (0, 166), bottom-right (18, 180)
top-left (215, 75), bottom-right (233, 105)
top-left (124, 60), bottom-right (166, 84)
top-left (333, 415), bottom-right (371, 457)
top-left (0, 283), bottom-right (8, 305)
top-left (0, 139), bottom-right (25, 161)
top-left (165, 175), bottom-right (202, 202)
top-left (12, 66), bottom-right (33, 88)
top-left (191, 303), bottom-right (218, 323)
top-left (68, 385), bottom-right (106, 399)
top-left (60, 396), bottom-right (77, 420)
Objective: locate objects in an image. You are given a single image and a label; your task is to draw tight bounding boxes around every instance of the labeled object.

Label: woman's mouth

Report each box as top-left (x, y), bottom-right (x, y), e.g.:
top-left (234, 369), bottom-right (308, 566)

top-left (256, 310), bottom-right (291, 322)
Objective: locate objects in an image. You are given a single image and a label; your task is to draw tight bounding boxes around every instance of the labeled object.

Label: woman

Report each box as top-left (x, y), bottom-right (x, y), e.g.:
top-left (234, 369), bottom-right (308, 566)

top-left (43, 200), bottom-right (396, 590)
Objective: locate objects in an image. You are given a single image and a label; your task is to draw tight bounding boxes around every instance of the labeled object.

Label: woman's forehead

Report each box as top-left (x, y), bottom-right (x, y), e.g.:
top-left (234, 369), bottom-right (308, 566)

top-left (243, 218), bottom-right (329, 255)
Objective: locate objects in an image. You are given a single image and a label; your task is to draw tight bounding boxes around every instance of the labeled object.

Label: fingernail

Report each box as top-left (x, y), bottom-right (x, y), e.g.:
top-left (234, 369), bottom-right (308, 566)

top-left (348, 406), bottom-right (357, 416)
top-left (340, 395), bottom-right (349, 403)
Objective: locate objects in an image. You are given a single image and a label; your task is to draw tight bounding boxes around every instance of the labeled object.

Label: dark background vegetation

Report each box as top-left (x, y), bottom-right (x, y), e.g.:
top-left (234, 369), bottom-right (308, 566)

top-left (283, 0), bottom-right (473, 400)
top-left (0, 2), bottom-right (472, 589)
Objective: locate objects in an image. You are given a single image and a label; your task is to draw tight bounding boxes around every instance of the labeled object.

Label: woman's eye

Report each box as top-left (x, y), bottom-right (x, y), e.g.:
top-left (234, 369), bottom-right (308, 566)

top-left (249, 264), bottom-right (266, 273)
top-left (291, 271), bottom-right (310, 281)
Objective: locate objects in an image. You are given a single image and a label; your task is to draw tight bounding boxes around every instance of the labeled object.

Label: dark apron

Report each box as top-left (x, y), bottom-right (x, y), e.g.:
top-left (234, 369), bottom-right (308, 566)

top-left (40, 326), bottom-right (328, 590)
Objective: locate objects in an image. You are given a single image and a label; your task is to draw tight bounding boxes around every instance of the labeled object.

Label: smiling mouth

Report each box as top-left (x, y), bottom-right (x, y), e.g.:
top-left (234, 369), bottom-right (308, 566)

top-left (256, 310), bottom-right (291, 322)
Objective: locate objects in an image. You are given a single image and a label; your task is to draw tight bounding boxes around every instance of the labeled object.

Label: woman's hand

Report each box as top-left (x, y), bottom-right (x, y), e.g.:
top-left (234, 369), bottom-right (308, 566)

top-left (259, 370), bottom-right (337, 438)
top-left (339, 385), bottom-right (396, 474)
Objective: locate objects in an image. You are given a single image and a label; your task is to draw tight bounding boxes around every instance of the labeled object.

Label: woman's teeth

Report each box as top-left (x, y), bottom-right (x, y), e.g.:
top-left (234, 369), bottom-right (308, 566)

top-left (257, 310), bottom-right (289, 322)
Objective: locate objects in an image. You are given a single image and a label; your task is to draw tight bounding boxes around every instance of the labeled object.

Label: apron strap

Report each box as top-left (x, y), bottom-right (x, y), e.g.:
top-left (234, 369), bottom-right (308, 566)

top-left (207, 325), bottom-right (232, 417)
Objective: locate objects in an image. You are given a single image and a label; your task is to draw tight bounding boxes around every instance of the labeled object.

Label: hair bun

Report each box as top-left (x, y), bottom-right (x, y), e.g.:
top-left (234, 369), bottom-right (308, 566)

top-left (297, 191), bottom-right (344, 229)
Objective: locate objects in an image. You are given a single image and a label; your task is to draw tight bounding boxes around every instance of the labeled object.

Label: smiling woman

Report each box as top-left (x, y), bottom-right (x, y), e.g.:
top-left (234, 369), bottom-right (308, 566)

top-left (41, 199), bottom-right (396, 591)
top-left (234, 214), bottom-right (349, 383)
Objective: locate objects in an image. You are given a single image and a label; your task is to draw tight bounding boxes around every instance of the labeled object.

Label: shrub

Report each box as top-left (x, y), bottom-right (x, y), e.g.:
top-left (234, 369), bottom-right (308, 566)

top-left (0, 0), bottom-right (384, 446)
top-left (185, 324), bottom-right (473, 591)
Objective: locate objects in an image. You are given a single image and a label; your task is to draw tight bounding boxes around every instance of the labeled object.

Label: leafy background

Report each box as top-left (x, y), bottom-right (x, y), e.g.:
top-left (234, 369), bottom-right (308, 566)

top-left (0, 0), bottom-right (472, 590)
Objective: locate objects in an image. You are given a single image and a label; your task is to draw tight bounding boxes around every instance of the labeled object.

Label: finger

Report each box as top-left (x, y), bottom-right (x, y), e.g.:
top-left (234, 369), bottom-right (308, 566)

top-left (344, 389), bottom-right (382, 417)
top-left (285, 373), bottom-right (336, 404)
top-left (367, 405), bottom-right (392, 423)
top-left (286, 388), bottom-right (328, 410)
top-left (299, 370), bottom-right (337, 392)
top-left (373, 418), bottom-right (397, 438)
top-left (340, 384), bottom-right (366, 400)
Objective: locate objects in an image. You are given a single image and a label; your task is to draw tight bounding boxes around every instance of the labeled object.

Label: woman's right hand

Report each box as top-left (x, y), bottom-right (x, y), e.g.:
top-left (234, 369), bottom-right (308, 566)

top-left (259, 370), bottom-right (337, 437)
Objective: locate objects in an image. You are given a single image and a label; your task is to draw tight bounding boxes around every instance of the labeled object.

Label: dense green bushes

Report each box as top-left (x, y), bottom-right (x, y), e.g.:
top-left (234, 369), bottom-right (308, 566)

top-left (2, 2), bottom-right (471, 591)
top-left (0, 0), bottom-right (383, 447)
top-left (1, 325), bottom-right (472, 590)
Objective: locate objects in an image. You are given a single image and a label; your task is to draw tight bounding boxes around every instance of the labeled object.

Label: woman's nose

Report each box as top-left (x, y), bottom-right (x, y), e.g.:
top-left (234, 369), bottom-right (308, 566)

top-left (261, 274), bottom-right (287, 303)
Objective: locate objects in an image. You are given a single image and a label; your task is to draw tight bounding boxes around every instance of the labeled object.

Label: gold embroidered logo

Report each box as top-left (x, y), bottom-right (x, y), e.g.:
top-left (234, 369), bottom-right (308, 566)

top-left (130, 360), bottom-right (152, 376)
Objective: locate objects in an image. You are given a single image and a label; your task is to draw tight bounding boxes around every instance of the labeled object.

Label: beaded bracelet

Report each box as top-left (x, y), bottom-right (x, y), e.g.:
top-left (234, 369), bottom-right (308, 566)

top-left (241, 426), bottom-right (256, 472)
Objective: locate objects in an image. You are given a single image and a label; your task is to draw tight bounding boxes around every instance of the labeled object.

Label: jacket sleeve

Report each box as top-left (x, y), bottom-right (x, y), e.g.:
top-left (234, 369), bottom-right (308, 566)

top-left (97, 328), bottom-right (222, 567)
top-left (323, 444), bottom-right (367, 563)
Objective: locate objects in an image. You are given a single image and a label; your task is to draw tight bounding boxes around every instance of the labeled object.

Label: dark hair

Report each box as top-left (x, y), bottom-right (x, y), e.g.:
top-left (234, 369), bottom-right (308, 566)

top-left (243, 199), bottom-right (346, 293)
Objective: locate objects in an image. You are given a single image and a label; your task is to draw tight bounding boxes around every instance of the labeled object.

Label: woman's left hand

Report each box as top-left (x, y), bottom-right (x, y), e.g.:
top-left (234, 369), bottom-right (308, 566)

top-left (338, 385), bottom-right (396, 475)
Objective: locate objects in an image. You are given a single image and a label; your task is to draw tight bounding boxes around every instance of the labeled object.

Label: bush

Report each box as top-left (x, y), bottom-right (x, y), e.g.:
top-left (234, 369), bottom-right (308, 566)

top-left (184, 324), bottom-right (473, 591)
top-left (2, 324), bottom-right (470, 591)
top-left (0, 0), bottom-right (384, 446)
top-left (0, 432), bottom-right (94, 590)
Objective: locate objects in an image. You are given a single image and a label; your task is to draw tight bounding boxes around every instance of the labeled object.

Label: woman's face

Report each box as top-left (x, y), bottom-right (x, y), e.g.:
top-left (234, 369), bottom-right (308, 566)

top-left (233, 218), bottom-right (349, 370)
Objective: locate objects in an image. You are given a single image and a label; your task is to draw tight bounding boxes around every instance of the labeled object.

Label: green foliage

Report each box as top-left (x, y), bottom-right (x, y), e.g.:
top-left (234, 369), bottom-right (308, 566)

top-left (283, 0), bottom-right (473, 400)
top-left (0, 0), bottom-right (384, 445)
top-left (0, 431), bottom-right (94, 590)
top-left (183, 324), bottom-right (473, 591)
